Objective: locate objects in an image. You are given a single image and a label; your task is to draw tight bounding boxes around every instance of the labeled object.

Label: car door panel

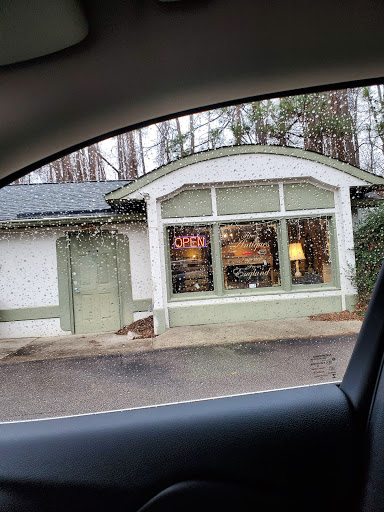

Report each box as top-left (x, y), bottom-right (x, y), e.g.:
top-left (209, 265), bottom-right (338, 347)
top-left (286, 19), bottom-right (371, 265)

top-left (0, 384), bottom-right (359, 511)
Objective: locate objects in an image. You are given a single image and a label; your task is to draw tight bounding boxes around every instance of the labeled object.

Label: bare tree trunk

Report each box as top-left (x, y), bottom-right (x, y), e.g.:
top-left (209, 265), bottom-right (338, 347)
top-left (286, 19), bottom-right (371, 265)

top-left (48, 163), bottom-right (55, 182)
top-left (50, 160), bottom-right (61, 182)
top-left (80, 148), bottom-right (88, 180)
top-left (96, 144), bottom-right (106, 180)
top-left (366, 86), bottom-right (384, 155)
top-left (138, 129), bottom-right (146, 175)
top-left (253, 102), bottom-right (267, 145)
top-left (277, 99), bottom-right (287, 146)
top-left (189, 115), bottom-right (195, 153)
top-left (61, 155), bottom-right (73, 182)
top-left (328, 91), bottom-right (343, 159)
top-left (157, 121), bottom-right (171, 166)
top-left (117, 134), bottom-right (127, 179)
top-left (342, 90), bottom-right (358, 166)
top-left (175, 118), bottom-right (184, 156)
top-left (88, 145), bottom-right (98, 180)
top-left (234, 105), bottom-right (242, 145)
top-left (116, 133), bottom-right (138, 179)
top-left (327, 89), bottom-right (359, 166)
top-left (207, 111), bottom-right (211, 149)
top-left (127, 132), bottom-right (138, 179)
top-left (303, 94), bottom-right (323, 153)
top-left (351, 89), bottom-right (360, 167)
top-left (377, 85), bottom-right (383, 103)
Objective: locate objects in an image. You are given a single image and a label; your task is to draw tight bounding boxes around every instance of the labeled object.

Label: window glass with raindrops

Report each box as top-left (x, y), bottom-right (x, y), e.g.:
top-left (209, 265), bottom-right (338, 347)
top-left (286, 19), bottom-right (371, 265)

top-left (2, 85), bottom-right (384, 422)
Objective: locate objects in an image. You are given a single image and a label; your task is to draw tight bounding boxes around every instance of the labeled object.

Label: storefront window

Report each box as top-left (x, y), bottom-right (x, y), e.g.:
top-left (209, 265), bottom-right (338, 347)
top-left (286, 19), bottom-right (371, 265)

top-left (168, 226), bottom-right (214, 294)
top-left (220, 222), bottom-right (280, 290)
top-left (287, 217), bottom-right (333, 285)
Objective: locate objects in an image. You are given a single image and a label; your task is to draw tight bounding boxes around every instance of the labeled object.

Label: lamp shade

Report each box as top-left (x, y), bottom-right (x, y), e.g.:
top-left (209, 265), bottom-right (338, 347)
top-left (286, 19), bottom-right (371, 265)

top-left (289, 242), bottom-right (305, 261)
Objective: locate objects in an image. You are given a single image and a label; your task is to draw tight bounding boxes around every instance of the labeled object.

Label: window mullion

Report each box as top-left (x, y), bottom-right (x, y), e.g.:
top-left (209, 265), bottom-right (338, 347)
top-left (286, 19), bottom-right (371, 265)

top-left (211, 223), bottom-right (224, 296)
top-left (279, 219), bottom-right (292, 291)
top-left (328, 216), bottom-right (339, 287)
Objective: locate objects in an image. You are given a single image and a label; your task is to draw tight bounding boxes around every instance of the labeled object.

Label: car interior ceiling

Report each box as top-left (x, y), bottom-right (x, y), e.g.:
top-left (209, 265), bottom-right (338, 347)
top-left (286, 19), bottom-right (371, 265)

top-left (2, 0), bottom-right (384, 511)
top-left (2, 0), bottom-right (384, 185)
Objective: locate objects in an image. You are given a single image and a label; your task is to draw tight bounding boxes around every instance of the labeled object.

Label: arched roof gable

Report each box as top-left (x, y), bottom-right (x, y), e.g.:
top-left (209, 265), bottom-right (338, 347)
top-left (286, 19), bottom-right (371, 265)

top-left (106, 145), bottom-right (384, 201)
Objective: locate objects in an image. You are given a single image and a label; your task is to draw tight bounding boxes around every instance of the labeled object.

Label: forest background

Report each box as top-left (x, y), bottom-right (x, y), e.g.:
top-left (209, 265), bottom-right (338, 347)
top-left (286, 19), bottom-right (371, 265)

top-left (14, 85), bottom-right (384, 184)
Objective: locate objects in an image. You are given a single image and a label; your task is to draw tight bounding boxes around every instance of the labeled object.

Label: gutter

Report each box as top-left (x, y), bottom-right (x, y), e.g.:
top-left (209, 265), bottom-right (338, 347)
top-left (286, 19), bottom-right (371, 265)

top-left (0, 212), bottom-right (146, 230)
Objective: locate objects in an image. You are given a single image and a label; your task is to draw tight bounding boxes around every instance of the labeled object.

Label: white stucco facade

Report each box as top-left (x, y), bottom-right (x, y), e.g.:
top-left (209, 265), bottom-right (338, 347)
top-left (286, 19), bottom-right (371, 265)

top-left (112, 149), bottom-right (379, 334)
top-left (1, 147), bottom-right (383, 338)
top-left (115, 223), bottom-right (152, 301)
top-left (0, 227), bottom-right (72, 338)
top-left (0, 227), bottom-right (66, 309)
top-left (0, 222), bottom-right (152, 338)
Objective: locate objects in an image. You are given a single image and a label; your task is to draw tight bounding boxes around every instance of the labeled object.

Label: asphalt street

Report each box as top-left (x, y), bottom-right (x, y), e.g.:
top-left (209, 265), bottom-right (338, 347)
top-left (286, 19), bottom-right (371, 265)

top-left (0, 333), bottom-right (357, 423)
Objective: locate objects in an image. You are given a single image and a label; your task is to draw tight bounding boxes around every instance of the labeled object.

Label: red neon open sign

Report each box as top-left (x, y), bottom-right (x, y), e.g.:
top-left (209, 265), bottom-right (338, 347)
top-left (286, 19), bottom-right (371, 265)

top-left (173, 236), bottom-right (207, 249)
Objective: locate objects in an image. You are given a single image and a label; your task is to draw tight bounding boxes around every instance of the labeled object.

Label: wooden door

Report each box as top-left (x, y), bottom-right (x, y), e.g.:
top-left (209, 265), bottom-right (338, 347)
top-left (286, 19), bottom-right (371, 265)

top-left (69, 232), bottom-right (120, 334)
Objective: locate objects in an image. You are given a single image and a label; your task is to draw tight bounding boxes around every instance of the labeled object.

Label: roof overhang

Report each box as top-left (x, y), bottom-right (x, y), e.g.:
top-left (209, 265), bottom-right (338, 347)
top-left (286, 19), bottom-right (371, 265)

top-left (0, 212), bottom-right (146, 230)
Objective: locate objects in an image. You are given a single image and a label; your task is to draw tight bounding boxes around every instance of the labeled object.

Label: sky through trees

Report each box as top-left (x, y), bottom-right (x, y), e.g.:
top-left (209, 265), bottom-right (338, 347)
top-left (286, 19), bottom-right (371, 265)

top-left (15, 85), bottom-right (384, 184)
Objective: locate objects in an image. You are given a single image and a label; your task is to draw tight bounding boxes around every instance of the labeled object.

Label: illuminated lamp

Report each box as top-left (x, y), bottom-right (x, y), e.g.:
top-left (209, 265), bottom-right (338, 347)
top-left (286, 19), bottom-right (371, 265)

top-left (289, 243), bottom-right (305, 277)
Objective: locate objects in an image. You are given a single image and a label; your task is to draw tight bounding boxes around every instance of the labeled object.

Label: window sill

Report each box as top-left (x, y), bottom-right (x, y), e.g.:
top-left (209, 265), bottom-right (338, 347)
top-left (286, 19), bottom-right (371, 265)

top-left (168, 285), bottom-right (341, 302)
top-left (289, 284), bottom-right (339, 292)
top-left (222, 286), bottom-right (284, 297)
top-left (168, 291), bottom-right (217, 301)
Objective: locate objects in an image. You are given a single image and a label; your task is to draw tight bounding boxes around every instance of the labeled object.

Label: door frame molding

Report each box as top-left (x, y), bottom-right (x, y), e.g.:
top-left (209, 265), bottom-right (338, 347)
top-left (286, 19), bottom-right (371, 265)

top-left (116, 233), bottom-right (134, 328)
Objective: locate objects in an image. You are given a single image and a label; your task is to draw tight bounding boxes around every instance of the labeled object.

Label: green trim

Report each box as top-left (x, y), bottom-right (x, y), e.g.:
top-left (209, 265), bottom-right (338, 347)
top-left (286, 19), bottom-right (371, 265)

top-left (329, 217), bottom-right (340, 288)
top-left (279, 219), bottom-right (292, 291)
top-left (345, 294), bottom-right (358, 311)
top-left (162, 212), bottom-right (336, 225)
top-left (154, 308), bottom-right (166, 334)
top-left (161, 188), bottom-right (212, 218)
top-left (0, 213), bottom-right (146, 230)
top-left (165, 223), bottom-right (218, 300)
top-left (0, 306), bottom-right (60, 322)
top-left (116, 234), bottom-right (134, 327)
top-left (211, 224), bottom-right (224, 295)
top-left (164, 226), bottom-right (174, 300)
top-left (216, 185), bottom-right (280, 215)
top-left (168, 291), bottom-right (218, 301)
top-left (56, 236), bottom-right (74, 332)
top-left (164, 214), bottom-right (341, 302)
top-left (287, 214), bottom-right (337, 289)
top-left (222, 286), bottom-right (284, 296)
top-left (284, 183), bottom-right (335, 211)
top-left (106, 145), bottom-right (384, 201)
top-left (168, 285), bottom-right (340, 302)
top-left (133, 299), bottom-right (153, 312)
top-left (168, 295), bottom-right (342, 327)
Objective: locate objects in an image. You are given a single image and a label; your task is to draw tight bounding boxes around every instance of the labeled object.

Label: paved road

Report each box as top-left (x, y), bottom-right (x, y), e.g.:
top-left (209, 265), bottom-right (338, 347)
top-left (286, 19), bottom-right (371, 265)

top-left (0, 334), bottom-right (357, 423)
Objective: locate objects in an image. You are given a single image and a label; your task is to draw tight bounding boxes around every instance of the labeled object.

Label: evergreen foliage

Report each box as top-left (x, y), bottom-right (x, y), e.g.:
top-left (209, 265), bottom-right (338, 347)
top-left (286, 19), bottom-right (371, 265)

top-left (353, 204), bottom-right (384, 309)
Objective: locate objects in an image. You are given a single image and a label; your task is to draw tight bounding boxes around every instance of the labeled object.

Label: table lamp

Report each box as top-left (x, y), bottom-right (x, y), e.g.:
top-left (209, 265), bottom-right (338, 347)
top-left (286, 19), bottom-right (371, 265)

top-left (289, 242), bottom-right (305, 277)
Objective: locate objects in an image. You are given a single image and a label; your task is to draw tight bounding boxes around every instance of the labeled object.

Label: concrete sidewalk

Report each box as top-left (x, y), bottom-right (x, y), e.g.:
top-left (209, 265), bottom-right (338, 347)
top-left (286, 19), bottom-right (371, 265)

top-left (0, 316), bottom-right (362, 364)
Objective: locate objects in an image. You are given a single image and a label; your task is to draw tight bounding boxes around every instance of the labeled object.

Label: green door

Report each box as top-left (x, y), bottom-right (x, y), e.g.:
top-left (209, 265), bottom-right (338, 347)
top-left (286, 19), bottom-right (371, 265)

top-left (69, 232), bottom-right (121, 334)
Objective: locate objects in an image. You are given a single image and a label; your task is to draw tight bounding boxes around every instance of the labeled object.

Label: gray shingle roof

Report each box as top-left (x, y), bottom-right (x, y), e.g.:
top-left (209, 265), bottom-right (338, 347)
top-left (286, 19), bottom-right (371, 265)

top-left (0, 181), bottom-right (131, 221)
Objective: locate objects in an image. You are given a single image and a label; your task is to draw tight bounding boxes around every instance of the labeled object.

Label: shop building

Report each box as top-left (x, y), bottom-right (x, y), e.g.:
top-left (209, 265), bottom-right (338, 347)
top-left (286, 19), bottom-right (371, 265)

top-left (1, 146), bottom-right (383, 338)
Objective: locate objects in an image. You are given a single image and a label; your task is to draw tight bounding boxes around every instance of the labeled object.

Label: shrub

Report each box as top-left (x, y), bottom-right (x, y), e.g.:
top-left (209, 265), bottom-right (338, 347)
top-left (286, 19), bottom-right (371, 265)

top-left (353, 204), bottom-right (384, 311)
